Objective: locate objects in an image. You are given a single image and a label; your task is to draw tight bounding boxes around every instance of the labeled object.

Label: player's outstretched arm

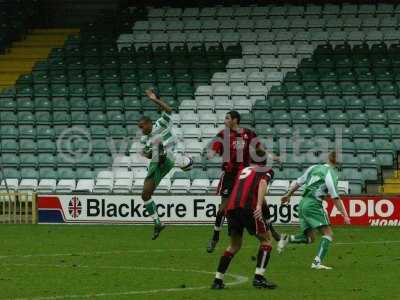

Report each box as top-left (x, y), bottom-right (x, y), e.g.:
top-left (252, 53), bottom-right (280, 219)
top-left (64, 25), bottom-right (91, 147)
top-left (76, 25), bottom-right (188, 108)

top-left (281, 181), bottom-right (300, 204)
top-left (333, 197), bottom-right (351, 224)
top-left (146, 89), bottom-right (172, 114)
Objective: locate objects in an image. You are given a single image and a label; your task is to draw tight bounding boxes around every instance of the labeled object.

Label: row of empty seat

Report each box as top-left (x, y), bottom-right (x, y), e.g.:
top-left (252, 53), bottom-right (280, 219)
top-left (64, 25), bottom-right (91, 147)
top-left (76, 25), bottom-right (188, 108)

top-left (147, 5), bottom-right (400, 19)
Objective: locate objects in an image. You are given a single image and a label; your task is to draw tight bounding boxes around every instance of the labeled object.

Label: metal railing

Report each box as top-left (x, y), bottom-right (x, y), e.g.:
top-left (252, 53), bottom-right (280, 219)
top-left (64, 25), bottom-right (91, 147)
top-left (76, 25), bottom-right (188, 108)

top-left (0, 193), bottom-right (37, 224)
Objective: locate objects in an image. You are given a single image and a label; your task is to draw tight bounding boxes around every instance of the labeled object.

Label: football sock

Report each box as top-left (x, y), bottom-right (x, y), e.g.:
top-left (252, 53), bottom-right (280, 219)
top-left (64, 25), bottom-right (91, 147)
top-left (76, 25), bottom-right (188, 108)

top-left (289, 233), bottom-right (310, 244)
top-left (269, 223), bottom-right (281, 242)
top-left (315, 235), bottom-right (332, 263)
top-left (255, 244), bottom-right (272, 277)
top-left (144, 199), bottom-right (161, 226)
top-left (212, 212), bottom-right (225, 241)
top-left (215, 250), bottom-right (234, 280)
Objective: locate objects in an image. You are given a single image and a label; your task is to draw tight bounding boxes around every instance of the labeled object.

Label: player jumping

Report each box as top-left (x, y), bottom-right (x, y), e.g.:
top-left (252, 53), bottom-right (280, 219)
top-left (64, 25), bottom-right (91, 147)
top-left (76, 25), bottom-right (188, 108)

top-left (138, 89), bottom-right (193, 240)
top-left (211, 164), bottom-right (277, 289)
top-left (277, 151), bottom-right (351, 269)
top-left (206, 111), bottom-right (281, 253)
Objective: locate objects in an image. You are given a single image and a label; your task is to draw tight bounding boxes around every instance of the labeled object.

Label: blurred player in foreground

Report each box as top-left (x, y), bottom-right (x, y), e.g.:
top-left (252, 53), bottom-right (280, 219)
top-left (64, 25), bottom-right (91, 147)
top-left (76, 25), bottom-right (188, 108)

top-left (278, 151), bottom-right (351, 270)
top-left (138, 89), bottom-right (193, 240)
top-left (211, 164), bottom-right (277, 290)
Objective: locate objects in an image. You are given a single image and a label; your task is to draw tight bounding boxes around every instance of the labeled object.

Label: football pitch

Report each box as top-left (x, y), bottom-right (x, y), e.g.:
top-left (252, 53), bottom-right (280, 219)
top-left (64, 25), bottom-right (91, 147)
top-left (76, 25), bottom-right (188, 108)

top-left (1, 225), bottom-right (399, 300)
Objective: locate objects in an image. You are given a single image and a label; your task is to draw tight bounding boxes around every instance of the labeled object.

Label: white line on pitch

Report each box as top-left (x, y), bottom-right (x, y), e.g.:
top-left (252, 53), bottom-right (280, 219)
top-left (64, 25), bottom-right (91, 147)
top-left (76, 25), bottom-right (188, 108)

top-left (2, 265), bottom-right (248, 300)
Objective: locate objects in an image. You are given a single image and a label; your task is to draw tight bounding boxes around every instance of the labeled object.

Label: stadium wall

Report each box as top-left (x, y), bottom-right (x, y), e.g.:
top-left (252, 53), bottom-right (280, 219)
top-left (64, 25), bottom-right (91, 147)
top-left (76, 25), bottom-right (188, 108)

top-left (37, 194), bottom-right (400, 226)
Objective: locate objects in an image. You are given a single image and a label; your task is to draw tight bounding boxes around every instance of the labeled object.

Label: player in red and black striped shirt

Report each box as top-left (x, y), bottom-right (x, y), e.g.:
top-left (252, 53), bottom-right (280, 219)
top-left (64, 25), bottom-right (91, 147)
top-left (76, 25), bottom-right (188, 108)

top-left (206, 111), bottom-right (279, 253)
top-left (211, 164), bottom-right (277, 289)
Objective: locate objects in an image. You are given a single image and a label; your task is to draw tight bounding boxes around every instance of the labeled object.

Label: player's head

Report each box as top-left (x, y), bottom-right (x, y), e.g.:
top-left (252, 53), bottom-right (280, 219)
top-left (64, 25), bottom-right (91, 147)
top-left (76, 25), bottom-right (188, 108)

top-left (138, 116), bottom-right (153, 135)
top-left (225, 110), bottom-right (241, 129)
top-left (328, 151), bottom-right (337, 166)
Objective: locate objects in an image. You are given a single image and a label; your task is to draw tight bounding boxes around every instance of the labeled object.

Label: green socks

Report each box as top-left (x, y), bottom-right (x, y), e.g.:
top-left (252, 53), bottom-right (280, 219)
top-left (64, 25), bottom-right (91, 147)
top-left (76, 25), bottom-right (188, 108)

top-left (316, 235), bottom-right (332, 262)
top-left (289, 234), bottom-right (310, 244)
top-left (144, 200), bottom-right (161, 226)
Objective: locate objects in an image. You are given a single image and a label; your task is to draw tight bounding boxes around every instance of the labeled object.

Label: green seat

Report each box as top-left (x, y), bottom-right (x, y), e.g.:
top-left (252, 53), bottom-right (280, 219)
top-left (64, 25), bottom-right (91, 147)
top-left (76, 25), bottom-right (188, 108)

top-left (367, 111), bottom-right (387, 125)
top-left (57, 168), bottom-right (76, 179)
top-left (377, 82), bottom-right (398, 95)
top-left (38, 167), bottom-right (57, 179)
top-left (17, 98), bottom-right (34, 111)
top-left (19, 139), bottom-right (37, 153)
top-left (125, 111), bottom-right (143, 124)
top-left (325, 96), bottom-right (345, 111)
top-left (87, 84), bottom-right (104, 97)
top-left (20, 153), bottom-right (37, 167)
top-left (71, 111), bottom-right (88, 125)
top-left (122, 84), bottom-right (140, 97)
top-left (38, 153), bottom-right (56, 167)
top-left (121, 71), bottom-right (138, 83)
top-left (0, 125), bottom-right (18, 138)
top-left (309, 111), bottom-right (329, 126)
top-left (253, 99), bottom-right (270, 111)
top-left (291, 111), bottom-right (309, 126)
top-left (272, 111), bottom-right (291, 126)
top-left (17, 112), bottom-right (34, 125)
top-left (1, 153), bottom-right (19, 167)
top-left (123, 97), bottom-right (141, 110)
top-left (51, 84), bottom-right (68, 97)
top-left (89, 111), bottom-right (107, 125)
top-left (363, 96), bottom-right (382, 111)
top-left (70, 97), bottom-right (88, 110)
top-left (307, 98), bottom-right (326, 111)
top-left (35, 112), bottom-right (52, 125)
top-left (76, 167), bottom-right (94, 179)
top-left (344, 95), bottom-right (364, 111)
top-left (53, 98), bottom-right (69, 110)
top-left (253, 111), bottom-right (272, 125)
top-left (107, 110), bottom-right (125, 124)
top-left (2, 168), bottom-right (20, 179)
top-left (0, 98), bottom-right (16, 110)
top-left (87, 97), bottom-right (105, 110)
top-left (53, 111), bottom-right (71, 125)
top-left (314, 126), bottom-right (334, 140)
top-left (90, 125), bottom-right (108, 138)
top-left (104, 84), bottom-right (122, 96)
top-left (105, 97), bottom-right (123, 109)
top-left (69, 84), bottom-right (86, 97)
top-left (34, 85), bottom-right (50, 97)
top-left (16, 86), bottom-right (33, 97)
top-left (328, 111), bottom-right (348, 126)
top-left (270, 97), bottom-right (289, 110)
top-left (37, 139), bottom-right (56, 153)
top-left (108, 125), bottom-right (127, 137)
top-left (92, 139), bottom-right (109, 152)
top-left (92, 153), bottom-right (112, 167)
top-left (20, 167), bottom-right (38, 179)
top-left (37, 126), bottom-right (55, 139)
top-left (35, 97), bottom-right (52, 111)
top-left (19, 125), bottom-right (36, 138)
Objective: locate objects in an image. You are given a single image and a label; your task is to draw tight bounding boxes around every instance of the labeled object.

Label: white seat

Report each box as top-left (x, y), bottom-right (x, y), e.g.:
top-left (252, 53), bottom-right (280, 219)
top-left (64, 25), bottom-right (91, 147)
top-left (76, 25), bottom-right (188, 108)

top-left (338, 181), bottom-right (349, 195)
top-left (76, 179), bottom-right (94, 192)
top-left (190, 179), bottom-right (210, 194)
top-left (198, 112), bottom-right (217, 125)
top-left (197, 98), bottom-right (215, 112)
top-left (129, 153), bottom-right (149, 167)
top-left (180, 99), bottom-right (197, 112)
top-left (229, 72), bottom-right (247, 84)
top-left (226, 59), bottom-right (244, 72)
top-left (209, 179), bottom-right (220, 193)
top-left (56, 179), bottom-right (76, 193)
top-left (213, 85), bottom-right (231, 101)
top-left (184, 140), bottom-right (204, 155)
top-left (180, 111), bottom-right (199, 125)
top-left (133, 168), bottom-right (148, 179)
top-left (157, 178), bottom-right (171, 193)
top-left (231, 85), bottom-right (249, 100)
top-left (18, 179), bottom-right (38, 192)
top-left (113, 155), bottom-right (133, 168)
top-left (132, 179), bottom-right (145, 193)
top-left (170, 179), bottom-right (191, 193)
top-left (215, 99), bottom-right (233, 111)
top-left (37, 179), bottom-right (57, 193)
top-left (93, 178), bottom-right (114, 193)
top-left (202, 127), bottom-right (219, 139)
top-left (242, 44), bottom-right (259, 57)
top-left (113, 178), bottom-right (133, 194)
top-left (0, 179), bottom-right (19, 191)
top-left (183, 127), bottom-right (202, 139)
top-left (171, 113), bottom-right (181, 126)
top-left (211, 72), bottom-right (229, 85)
top-left (195, 85), bottom-right (213, 98)
top-left (233, 98), bottom-right (251, 111)
top-left (269, 180), bottom-right (290, 195)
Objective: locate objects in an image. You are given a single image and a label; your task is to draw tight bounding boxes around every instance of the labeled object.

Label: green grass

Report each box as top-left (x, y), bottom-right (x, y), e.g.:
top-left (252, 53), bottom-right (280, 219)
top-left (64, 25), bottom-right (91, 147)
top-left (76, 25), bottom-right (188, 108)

top-left (1, 225), bottom-right (399, 300)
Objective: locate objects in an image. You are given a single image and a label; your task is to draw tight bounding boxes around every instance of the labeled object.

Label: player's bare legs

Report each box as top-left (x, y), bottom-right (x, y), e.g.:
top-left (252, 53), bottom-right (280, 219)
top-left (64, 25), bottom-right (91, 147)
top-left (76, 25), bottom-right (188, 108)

top-left (311, 225), bottom-right (333, 270)
top-left (207, 197), bottom-right (228, 253)
top-left (211, 233), bottom-right (242, 289)
top-left (141, 178), bottom-right (165, 240)
top-left (278, 228), bottom-right (314, 253)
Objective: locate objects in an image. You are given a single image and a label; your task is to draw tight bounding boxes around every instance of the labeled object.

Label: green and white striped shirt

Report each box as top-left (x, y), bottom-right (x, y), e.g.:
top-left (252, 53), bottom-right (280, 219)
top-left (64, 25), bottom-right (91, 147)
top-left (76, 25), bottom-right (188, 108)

top-left (296, 164), bottom-right (339, 201)
top-left (140, 112), bottom-right (176, 161)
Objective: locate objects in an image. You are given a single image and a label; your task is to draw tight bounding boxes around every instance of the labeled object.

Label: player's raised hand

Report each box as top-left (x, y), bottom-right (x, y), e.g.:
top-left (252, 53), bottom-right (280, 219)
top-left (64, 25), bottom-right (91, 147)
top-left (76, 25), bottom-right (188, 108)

top-left (281, 194), bottom-right (291, 204)
top-left (146, 88), bottom-right (159, 101)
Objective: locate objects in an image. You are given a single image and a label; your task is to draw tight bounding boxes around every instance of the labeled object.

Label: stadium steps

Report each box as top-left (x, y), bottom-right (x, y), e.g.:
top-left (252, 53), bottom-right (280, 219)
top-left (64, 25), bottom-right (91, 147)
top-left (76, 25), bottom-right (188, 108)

top-left (0, 28), bottom-right (79, 91)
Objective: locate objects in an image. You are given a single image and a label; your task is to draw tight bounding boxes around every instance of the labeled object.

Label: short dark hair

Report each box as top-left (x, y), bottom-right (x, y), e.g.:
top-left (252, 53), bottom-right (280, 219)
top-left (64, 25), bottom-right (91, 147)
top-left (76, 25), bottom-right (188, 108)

top-left (227, 110), bottom-right (241, 125)
top-left (139, 116), bottom-right (152, 124)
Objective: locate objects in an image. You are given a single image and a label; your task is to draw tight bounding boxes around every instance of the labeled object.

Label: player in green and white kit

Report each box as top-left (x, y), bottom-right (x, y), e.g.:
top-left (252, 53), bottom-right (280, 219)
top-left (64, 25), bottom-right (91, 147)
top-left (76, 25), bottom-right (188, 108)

top-left (138, 89), bottom-right (193, 240)
top-left (278, 151), bottom-right (350, 270)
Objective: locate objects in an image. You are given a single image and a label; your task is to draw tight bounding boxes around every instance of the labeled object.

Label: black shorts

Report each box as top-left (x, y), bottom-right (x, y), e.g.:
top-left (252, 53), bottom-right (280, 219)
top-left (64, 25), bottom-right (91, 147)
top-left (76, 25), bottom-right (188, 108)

top-left (227, 208), bottom-right (268, 237)
top-left (217, 171), bottom-right (237, 198)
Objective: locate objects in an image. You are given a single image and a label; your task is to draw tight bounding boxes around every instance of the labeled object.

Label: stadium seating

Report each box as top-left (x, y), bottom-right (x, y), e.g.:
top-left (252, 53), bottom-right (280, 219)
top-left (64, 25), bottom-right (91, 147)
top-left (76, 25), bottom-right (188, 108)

top-left (2, 3), bottom-right (400, 194)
